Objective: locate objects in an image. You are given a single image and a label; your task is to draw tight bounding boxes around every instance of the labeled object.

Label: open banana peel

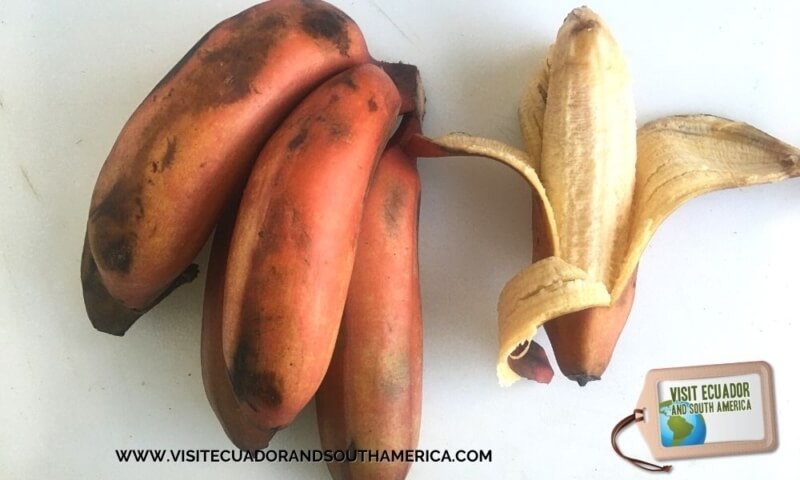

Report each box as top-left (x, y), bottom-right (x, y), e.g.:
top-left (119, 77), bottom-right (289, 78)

top-left (408, 6), bottom-right (800, 386)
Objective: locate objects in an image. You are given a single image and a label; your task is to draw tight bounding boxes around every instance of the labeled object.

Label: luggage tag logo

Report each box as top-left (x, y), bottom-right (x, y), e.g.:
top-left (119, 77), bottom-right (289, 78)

top-left (612, 361), bottom-right (778, 472)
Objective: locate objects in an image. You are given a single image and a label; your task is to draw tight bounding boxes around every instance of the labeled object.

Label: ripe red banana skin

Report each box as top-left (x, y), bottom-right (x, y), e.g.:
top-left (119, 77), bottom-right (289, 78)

top-left (222, 64), bottom-right (401, 431)
top-left (201, 202), bottom-right (273, 450)
top-left (81, 0), bottom-right (371, 335)
top-left (544, 268), bottom-right (638, 386)
top-left (316, 121), bottom-right (423, 480)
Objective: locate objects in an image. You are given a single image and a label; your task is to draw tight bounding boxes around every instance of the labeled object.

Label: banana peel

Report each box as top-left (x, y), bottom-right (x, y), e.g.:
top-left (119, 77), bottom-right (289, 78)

top-left (408, 7), bottom-right (800, 386)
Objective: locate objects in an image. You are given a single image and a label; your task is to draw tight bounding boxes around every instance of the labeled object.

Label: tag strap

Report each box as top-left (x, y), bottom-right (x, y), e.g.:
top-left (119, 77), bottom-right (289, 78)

top-left (611, 409), bottom-right (672, 473)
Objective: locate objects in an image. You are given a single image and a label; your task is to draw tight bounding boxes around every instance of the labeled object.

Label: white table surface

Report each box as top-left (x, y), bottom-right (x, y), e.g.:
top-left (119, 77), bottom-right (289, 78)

top-left (2, 0), bottom-right (799, 478)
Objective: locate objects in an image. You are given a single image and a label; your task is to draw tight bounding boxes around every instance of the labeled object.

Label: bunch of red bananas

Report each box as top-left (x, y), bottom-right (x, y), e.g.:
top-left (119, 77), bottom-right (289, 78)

top-left (81, 1), bottom-right (423, 478)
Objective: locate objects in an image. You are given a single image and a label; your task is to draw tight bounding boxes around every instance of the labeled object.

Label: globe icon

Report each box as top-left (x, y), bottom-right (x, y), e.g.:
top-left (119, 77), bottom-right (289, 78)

top-left (658, 400), bottom-right (707, 447)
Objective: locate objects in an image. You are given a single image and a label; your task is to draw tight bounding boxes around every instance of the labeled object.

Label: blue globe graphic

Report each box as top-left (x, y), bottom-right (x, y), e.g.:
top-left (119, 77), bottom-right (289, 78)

top-left (658, 401), bottom-right (707, 447)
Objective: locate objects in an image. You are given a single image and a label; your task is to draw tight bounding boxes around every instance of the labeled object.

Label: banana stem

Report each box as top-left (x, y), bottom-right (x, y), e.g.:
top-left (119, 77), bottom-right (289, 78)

top-left (376, 60), bottom-right (425, 118)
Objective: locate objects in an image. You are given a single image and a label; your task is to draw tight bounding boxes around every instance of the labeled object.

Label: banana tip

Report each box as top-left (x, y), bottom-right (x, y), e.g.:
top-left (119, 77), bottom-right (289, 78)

top-left (564, 6), bottom-right (600, 30)
top-left (568, 374), bottom-right (601, 387)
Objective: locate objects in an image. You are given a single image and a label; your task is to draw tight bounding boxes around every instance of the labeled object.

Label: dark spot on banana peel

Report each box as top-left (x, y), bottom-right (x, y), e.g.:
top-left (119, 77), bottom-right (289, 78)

top-left (537, 83), bottom-right (548, 103)
top-left (99, 234), bottom-right (136, 274)
top-left (197, 13), bottom-right (289, 105)
top-left (383, 183), bottom-right (406, 234)
top-left (300, 7), bottom-right (350, 56)
top-left (288, 127), bottom-right (309, 150)
top-left (81, 231), bottom-right (198, 335)
top-left (327, 121), bottom-right (350, 139)
top-left (507, 341), bottom-right (554, 384)
top-left (335, 71), bottom-right (358, 90)
top-left (90, 179), bottom-right (141, 226)
top-left (81, 235), bottom-right (144, 335)
top-left (90, 97), bottom-right (179, 277)
top-left (152, 9), bottom-right (290, 109)
top-left (255, 198), bottom-right (310, 256)
top-left (89, 180), bottom-right (143, 274)
top-left (159, 137), bottom-right (177, 171)
top-left (232, 339), bottom-right (283, 409)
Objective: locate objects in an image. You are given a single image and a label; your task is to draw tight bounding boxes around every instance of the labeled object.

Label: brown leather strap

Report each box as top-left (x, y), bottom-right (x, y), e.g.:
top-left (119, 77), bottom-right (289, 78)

top-left (611, 409), bottom-right (672, 473)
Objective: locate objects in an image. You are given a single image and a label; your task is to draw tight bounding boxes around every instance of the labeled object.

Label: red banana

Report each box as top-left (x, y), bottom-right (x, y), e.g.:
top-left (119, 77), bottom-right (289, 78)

top-left (221, 63), bottom-right (401, 432)
top-left (316, 116), bottom-right (423, 480)
top-left (82, 0), bottom-right (371, 335)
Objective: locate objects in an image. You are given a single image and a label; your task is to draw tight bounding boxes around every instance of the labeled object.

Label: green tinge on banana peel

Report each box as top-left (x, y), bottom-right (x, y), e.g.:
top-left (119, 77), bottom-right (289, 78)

top-left (411, 6), bottom-right (800, 386)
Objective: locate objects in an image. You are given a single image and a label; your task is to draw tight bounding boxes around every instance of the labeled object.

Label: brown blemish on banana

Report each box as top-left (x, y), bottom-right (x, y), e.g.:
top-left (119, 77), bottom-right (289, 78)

top-left (378, 353), bottom-right (411, 400)
top-left (287, 127), bottom-right (309, 150)
top-left (256, 198), bottom-right (311, 255)
top-left (300, 6), bottom-right (351, 56)
top-left (98, 234), bottom-right (135, 274)
top-left (327, 121), bottom-right (350, 139)
top-left (153, 10), bottom-right (289, 108)
top-left (336, 70), bottom-right (358, 90)
top-left (231, 340), bottom-right (284, 409)
top-left (90, 180), bottom-right (142, 274)
top-left (81, 234), bottom-right (143, 334)
top-left (159, 137), bottom-right (177, 171)
top-left (383, 182), bottom-right (406, 234)
top-left (329, 93), bottom-right (341, 105)
top-left (195, 14), bottom-right (288, 106)
top-left (537, 83), bottom-right (547, 103)
top-left (81, 229), bottom-right (198, 334)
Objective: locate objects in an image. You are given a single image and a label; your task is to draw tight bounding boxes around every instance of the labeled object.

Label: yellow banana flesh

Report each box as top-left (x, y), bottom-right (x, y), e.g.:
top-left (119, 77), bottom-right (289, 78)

top-left (419, 6), bottom-right (800, 385)
top-left (518, 49), bottom-right (550, 172)
top-left (539, 8), bottom-right (636, 291)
